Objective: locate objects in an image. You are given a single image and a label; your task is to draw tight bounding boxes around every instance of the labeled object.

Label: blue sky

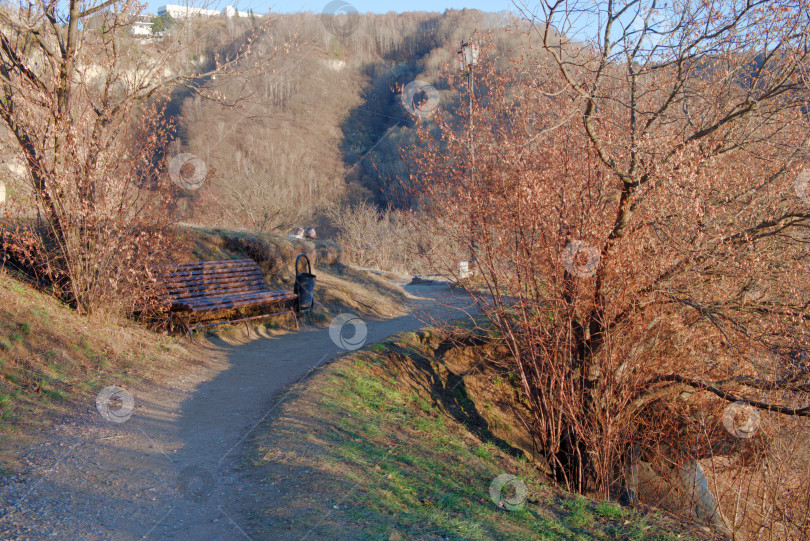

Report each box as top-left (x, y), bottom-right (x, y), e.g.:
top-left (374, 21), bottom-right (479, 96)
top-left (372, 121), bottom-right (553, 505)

top-left (148, 0), bottom-right (516, 16)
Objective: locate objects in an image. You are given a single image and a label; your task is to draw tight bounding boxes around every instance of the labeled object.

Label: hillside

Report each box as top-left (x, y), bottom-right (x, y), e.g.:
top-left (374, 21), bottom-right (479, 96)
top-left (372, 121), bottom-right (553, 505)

top-left (1, 2), bottom-right (807, 539)
top-left (173, 9), bottom-right (535, 230)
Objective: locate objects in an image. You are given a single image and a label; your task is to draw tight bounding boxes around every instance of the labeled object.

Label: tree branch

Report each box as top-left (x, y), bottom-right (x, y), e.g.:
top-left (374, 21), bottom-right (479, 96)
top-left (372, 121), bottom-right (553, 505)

top-left (647, 374), bottom-right (810, 416)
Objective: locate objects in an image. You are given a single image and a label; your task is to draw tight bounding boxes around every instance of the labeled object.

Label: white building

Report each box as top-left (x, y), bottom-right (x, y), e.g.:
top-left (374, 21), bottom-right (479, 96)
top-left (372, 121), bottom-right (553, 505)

top-left (223, 5), bottom-right (258, 17)
top-left (129, 16), bottom-right (153, 36)
top-left (157, 5), bottom-right (220, 18)
top-left (156, 4), bottom-right (261, 19)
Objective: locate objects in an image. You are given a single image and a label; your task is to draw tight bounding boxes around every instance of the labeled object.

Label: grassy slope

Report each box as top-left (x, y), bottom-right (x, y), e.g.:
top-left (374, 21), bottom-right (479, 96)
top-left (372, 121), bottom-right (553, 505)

top-left (0, 271), bottom-right (195, 471)
top-left (246, 331), bottom-right (714, 541)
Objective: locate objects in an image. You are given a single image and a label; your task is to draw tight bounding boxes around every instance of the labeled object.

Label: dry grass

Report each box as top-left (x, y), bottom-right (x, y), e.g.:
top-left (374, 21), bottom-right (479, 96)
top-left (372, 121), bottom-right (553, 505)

top-left (0, 270), bottom-right (198, 471)
top-left (0, 222), bottom-right (416, 477)
top-left (178, 225), bottom-right (342, 279)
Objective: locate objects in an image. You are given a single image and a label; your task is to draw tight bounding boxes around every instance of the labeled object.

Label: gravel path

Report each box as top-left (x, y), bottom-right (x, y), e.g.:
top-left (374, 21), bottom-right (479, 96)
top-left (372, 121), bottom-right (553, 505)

top-left (0, 283), bottom-right (475, 540)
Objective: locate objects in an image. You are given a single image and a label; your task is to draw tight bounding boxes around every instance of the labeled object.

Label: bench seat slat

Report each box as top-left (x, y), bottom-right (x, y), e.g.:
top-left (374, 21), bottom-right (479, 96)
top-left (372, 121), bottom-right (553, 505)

top-left (165, 283), bottom-right (280, 300)
top-left (162, 278), bottom-right (267, 296)
top-left (157, 259), bottom-right (256, 272)
top-left (159, 270), bottom-right (265, 285)
top-left (161, 287), bottom-right (269, 302)
top-left (177, 289), bottom-right (295, 306)
top-left (158, 267), bottom-right (264, 283)
top-left (162, 281), bottom-right (266, 296)
top-left (159, 262), bottom-right (263, 275)
top-left (177, 291), bottom-right (297, 312)
top-left (155, 265), bottom-right (259, 281)
top-left (184, 297), bottom-right (293, 313)
top-left (164, 288), bottom-right (267, 301)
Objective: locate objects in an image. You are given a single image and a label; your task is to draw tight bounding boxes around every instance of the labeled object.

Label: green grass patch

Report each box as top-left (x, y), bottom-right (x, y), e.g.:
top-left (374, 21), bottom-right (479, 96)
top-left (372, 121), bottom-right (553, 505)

top-left (249, 332), bottom-right (705, 541)
top-left (475, 442), bottom-right (495, 460)
top-left (596, 500), bottom-right (628, 519)
top-left (3, 280), bottom-right (27, 295)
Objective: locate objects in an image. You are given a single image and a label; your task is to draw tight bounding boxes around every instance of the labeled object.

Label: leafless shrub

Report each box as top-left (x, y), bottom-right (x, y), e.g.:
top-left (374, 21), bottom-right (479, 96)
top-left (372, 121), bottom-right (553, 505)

top-left (325, 202), bottom-right (408, 272)
top-left (408, 1), bottom-right (810, 535)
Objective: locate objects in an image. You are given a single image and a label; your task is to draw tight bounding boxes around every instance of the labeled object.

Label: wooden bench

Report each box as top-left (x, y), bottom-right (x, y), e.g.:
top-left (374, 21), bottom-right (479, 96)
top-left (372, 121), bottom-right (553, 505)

top-left (154, 259), bottom-right (297, 336)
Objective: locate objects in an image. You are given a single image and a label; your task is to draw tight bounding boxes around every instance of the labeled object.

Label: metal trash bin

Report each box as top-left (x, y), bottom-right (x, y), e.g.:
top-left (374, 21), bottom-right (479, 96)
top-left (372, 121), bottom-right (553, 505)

top-left (294, 254), bottom-right (316, 313)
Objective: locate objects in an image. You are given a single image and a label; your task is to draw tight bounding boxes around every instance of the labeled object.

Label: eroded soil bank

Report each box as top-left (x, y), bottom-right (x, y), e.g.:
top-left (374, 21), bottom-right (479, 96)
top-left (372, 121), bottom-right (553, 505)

top-left (245, 327), bottom-right (718, 540)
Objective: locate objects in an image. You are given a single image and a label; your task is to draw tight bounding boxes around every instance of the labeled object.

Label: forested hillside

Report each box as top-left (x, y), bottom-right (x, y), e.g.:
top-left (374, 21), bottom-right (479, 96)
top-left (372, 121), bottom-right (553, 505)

top-left (175, 9), bottom-right (530, 231)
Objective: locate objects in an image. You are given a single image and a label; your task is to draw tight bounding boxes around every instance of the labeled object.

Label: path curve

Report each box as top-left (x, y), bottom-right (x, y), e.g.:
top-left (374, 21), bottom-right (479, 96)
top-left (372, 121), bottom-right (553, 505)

top-left (0, 283), bottom-right (475, 540)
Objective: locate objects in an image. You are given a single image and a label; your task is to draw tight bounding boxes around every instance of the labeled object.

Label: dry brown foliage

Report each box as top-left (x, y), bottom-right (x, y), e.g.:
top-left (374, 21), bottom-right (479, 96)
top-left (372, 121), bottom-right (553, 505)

top-left (0, 0), bottom-right (287, 314)
top-left (407, 1), bottom-right (810, 537)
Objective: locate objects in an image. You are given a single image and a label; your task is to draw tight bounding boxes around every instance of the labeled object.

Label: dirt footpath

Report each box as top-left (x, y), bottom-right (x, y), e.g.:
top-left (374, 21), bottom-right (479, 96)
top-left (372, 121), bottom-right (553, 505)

top-left (0, 283), bottom-right (475, 540)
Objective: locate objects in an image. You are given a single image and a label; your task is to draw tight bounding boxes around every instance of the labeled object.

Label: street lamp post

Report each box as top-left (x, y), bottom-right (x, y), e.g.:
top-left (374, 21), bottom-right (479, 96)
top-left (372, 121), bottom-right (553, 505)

top-left (458, 40), bottom-right (479, 278)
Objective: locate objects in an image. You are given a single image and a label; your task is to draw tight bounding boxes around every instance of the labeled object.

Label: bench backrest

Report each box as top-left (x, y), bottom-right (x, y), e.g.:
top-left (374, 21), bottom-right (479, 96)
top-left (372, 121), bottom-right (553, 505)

top-left (155, 259), bottom-right (269, 302)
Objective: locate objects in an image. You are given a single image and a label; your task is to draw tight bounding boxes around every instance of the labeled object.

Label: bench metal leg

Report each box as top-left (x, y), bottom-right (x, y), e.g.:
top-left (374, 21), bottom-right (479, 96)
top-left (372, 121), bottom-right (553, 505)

top-left (288, 300), bottom-right (299, 329)
top-left (236, 308), bottom-right (251, 338)
top-left (171, 313), bottom-right (194, 339)
top-left (175, 301), bottom-right (299, 337)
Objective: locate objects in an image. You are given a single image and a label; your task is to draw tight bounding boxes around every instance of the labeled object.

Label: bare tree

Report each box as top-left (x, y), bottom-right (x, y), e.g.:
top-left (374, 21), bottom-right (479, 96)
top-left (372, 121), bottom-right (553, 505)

top-left (409, 0), bottom-right (810, 532)
top-left (0, 0), bottom-right (282, 313)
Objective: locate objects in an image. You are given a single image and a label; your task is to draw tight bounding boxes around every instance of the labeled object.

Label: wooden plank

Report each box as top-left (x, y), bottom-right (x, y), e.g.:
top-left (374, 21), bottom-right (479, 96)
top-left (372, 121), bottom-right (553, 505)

top-left (177, 289), bottom-right (294, 306)
top-left (182, 297), bottom-right (295, 313)
top-left (161, 282), bottom-right (266, 297)
top-left (159, 275), bottom-right (264, 290)
top-left (159, 269), bottom-right (263, 284)
top-left (157, 265), bottom-right (261, 281)
top-left (160, 271), bottom-right (264, 286)
top-left (156, 259), bottom-right (255, 272)
top-left (163, 277), bottom-right (267, 293)
top-left (164, 281), bottom-right (267, 296)
top-left (162, 275), bottom-right (266, 293)
top-left (158, 263), bottom-right (259, 277)
top-left (178, 293), bottom-right (296, 312)
top-left (166, 282), bottom-right (269, 300)
top-left (178, 290), bottom-right (295, 308)
top-left (156, 261), bottom-right (258, 278)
